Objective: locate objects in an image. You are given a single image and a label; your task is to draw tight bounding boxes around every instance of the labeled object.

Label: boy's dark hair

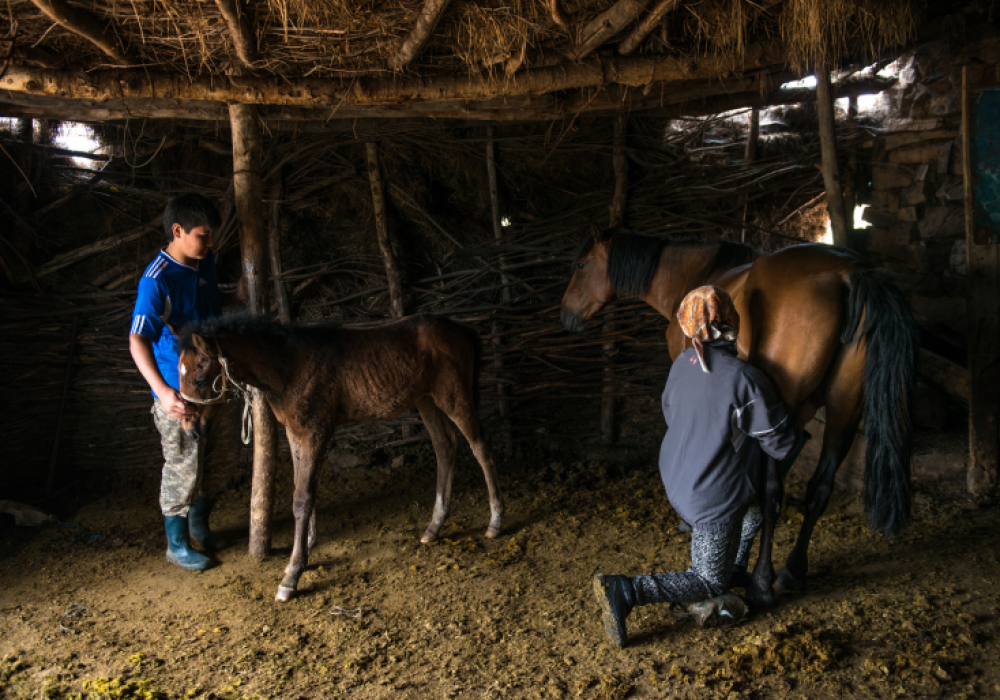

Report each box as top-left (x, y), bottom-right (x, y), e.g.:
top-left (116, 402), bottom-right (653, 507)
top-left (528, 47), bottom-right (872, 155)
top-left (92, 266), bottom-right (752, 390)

top-left (163, 193), bottom-right (222, 243)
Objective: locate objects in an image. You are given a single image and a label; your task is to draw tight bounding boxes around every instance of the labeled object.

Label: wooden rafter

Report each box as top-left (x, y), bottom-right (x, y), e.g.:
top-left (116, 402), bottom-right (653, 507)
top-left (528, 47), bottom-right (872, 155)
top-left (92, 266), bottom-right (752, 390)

top-left (618, 0), bottom-right (682, 55)
top-left (570, 0), bottom-right (649, 61)
top-left (30, 0), bottom-right (125, 63)
top-left (0, 44), bottom-right (784, 107)
top-left (214, 0), bottom-right (258, 68)
top-left (389, 0), bottom-right (453, 72)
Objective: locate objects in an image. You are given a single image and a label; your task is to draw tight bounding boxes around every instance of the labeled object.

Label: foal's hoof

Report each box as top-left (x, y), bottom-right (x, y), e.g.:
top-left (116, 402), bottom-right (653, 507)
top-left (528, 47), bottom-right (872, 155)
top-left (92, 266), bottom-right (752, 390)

top-left (485, 526), bottom-right (502, 539)
top-left (274, 585), bottom-right (296, 602)
top-left (420, 531), bottom-right (438, 544)
top-left (685, 594), bottom-right (747, 628)
top-left (745, 584), bottom-right (777, 609)
top-left (776, 567), bottom-right (807, 593)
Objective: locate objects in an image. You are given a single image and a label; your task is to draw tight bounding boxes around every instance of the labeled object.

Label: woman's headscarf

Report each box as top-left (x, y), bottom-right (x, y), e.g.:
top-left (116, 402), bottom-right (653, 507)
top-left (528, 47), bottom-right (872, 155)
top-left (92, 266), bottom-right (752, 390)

top-left (676, 285), bottom-right (740, 373)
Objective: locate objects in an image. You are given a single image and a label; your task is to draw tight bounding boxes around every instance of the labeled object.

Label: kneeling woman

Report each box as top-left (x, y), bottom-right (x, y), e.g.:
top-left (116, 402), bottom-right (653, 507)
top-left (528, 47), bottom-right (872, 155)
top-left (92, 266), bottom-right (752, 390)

top-left (594, 285), bottom-right (801, 648)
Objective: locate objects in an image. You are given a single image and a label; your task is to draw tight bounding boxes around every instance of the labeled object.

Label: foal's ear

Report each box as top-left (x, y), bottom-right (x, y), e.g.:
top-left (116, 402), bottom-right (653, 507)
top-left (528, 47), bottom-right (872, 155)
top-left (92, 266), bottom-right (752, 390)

top-left (191, 333), bottom-right (212, 355)
top-left (589, 223), bottom-right (602, 243)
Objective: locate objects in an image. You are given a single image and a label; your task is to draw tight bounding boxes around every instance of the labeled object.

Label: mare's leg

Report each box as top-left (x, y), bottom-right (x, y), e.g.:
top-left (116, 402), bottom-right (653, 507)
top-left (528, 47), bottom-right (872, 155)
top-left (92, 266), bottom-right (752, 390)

top-left (287, 429), bottom-right (317, 554)
top-left (746, 456), bottom-right (783, 608)
top-left (276, 431), bottom-right (329, 602)
top-left (777, 348), bottom-right (864, 592)
top-left (415, 396), bottom-right (458, 543)
top-left (436, 395), bottom-right (504, 539)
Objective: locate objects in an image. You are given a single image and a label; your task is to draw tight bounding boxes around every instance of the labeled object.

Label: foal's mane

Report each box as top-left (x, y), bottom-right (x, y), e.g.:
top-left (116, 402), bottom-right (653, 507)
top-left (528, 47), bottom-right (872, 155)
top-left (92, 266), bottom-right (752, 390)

top-left (178, 312), bottom-right (333, 352)
top-left (573, 228), bottom-right (757, 299)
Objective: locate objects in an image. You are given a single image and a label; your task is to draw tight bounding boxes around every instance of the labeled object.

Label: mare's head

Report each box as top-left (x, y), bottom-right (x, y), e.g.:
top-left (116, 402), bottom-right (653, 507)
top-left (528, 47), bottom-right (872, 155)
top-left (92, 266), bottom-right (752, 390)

top-left (177, 330), bottom-right (225, 409)
top-left (561, 226), bottom-right (667, 332)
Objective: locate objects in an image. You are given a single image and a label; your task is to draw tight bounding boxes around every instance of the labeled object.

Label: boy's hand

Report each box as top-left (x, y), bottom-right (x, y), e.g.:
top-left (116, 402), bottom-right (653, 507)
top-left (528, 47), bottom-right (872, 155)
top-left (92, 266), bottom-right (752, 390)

top-left (160, 390), bottom-right (199, 422)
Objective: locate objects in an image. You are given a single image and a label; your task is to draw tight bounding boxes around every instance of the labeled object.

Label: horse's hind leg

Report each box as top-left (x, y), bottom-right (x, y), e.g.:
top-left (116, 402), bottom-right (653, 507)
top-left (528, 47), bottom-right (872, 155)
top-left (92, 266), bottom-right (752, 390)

top-left (438, 397), bottom-right (504, 539)
top-left (416, 396), bottom-right (458, 543)
top-left (777, 350), bottom-right (864, 592)
top-left (276, 430), bottom-right (329, 602)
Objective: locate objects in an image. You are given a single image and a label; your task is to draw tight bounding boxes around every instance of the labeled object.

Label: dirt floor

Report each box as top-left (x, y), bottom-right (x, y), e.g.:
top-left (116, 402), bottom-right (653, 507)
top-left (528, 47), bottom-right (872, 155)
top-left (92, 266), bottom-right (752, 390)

top-left (2, 434), bottom-right (999, 700)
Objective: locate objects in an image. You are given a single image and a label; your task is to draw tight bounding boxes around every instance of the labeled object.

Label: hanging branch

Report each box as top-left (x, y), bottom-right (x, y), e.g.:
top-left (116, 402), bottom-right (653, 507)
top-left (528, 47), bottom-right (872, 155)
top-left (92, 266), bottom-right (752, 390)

top-left (569, 0), bottom-right (649, 61)
top-left (618, 0), bottom-right (681, 55)
top-left (214, 0), bottom-right (258, 69)
top-left (30, 0), bottom-right (126, 62)
top-left (389, 0), bottom-right (453, 72)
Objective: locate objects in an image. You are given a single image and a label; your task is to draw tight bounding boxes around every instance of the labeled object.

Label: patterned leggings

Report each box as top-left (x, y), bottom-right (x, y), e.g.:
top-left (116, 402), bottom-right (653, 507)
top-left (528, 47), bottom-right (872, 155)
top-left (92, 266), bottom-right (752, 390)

top-left (631, 504), bottom-right (762, 605)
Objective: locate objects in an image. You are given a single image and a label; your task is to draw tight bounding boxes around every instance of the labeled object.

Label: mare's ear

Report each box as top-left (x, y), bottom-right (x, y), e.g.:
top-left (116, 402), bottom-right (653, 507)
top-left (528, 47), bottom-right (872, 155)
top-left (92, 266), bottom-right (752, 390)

top-left (589, 223), bottom-right (602, 243)
top-left (192, 333), bottom-right (212, 355)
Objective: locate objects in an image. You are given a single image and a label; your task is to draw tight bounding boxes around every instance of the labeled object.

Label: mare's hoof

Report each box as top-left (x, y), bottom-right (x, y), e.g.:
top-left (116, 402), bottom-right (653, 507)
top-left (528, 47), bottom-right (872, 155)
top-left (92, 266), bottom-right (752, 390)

top-left (745, 584), bottom-right (777, 609)
top-left (776, 567), bottom-right (807, 593)
top-left (275, 585), bottom-right (296, 602)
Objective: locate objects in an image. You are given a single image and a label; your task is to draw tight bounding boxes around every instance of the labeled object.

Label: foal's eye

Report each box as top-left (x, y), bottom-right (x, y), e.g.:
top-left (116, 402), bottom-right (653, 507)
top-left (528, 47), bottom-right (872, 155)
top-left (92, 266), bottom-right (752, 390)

top-left (577, 262), bottom-right (585, 270)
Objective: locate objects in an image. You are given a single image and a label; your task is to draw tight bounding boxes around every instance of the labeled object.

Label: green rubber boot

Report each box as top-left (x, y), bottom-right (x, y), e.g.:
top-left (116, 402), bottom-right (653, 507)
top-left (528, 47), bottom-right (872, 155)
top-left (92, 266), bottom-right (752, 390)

top-left (164, 516), bottom-right (211, 572)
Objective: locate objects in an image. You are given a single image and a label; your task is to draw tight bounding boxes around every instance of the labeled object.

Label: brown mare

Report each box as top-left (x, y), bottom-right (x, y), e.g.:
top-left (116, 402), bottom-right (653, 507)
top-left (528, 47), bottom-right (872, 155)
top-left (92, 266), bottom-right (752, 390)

top-left (177, 313), bottom-right (504, 602)
top-left (561, 227), bottom-right (918, 605)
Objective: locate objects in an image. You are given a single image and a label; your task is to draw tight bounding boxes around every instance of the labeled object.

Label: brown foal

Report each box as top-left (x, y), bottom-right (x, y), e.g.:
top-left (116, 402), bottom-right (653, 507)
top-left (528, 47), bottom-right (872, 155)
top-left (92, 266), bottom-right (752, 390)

top-left (178, 313), bottom-right (504, 602)
top-left (561, 226), bottom-right (918, 605)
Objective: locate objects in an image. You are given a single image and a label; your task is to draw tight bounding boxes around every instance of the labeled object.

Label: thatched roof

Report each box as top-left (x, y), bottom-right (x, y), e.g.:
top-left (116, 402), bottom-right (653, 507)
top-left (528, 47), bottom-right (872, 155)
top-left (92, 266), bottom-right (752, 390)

top-left (0, 0), bottom-right (934, 125)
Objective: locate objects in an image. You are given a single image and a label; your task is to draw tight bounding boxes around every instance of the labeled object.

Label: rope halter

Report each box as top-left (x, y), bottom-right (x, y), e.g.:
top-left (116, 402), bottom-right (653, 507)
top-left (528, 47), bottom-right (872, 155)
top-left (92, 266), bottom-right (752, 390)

top-left (179, 341), bottom-right (255, 445)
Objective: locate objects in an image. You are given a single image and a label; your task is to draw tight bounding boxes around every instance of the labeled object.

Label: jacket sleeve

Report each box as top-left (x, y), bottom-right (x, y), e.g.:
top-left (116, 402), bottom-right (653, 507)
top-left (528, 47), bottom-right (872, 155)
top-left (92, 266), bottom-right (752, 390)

top-left (734, 371), bottom-right (799, 460)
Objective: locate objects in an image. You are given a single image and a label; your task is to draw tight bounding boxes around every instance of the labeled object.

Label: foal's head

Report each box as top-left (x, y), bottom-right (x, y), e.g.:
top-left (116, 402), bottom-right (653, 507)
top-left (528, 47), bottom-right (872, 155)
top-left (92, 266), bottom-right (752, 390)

top-left (177, 332), bottom-right (226, 409)
top-left (561, 225), bottom-right (614, 333)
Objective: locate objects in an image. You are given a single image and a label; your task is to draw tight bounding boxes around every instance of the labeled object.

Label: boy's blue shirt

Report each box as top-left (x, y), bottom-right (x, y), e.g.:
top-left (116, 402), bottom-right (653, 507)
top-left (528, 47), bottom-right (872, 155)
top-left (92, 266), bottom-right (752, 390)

top-left (131, 249), bottom-right (221, 397)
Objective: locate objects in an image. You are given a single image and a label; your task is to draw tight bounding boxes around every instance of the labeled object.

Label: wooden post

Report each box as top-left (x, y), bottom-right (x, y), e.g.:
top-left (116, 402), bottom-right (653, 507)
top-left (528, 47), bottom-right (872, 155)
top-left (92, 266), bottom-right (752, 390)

top-left (962, 65), bottom-right (1000, 499)
top-left (815, 65), bottom-right (850, 248)
top-left (602, 113), bottom-right (628, 447)
top-left (366, 142), bottom-right (405, 318)
top-left (486, 125), bottom-right (512, 456)
top-left (741, 106), bottom-right (759, 242)
top-left (230, 103), bottom-right (279, 558)
top-left (268, 177), bottom-right (291, 324)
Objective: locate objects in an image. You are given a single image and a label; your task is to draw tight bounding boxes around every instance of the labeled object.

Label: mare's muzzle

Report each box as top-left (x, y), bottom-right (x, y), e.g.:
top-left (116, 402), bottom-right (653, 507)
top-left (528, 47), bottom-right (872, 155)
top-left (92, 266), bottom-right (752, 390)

top-left (560, 309), bottom-right (584, 333)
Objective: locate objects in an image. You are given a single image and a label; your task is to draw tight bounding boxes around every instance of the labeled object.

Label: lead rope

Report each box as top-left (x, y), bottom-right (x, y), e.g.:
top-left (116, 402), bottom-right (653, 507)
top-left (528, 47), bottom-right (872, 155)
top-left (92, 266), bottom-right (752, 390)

top-left (218, 356), bottom-right (254, 445)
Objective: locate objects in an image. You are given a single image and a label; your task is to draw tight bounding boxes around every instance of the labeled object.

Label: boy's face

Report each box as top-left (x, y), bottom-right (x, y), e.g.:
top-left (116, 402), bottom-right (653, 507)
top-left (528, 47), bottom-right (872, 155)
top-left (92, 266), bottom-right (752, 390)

top-left (171, 223), bottom-right (214, 260)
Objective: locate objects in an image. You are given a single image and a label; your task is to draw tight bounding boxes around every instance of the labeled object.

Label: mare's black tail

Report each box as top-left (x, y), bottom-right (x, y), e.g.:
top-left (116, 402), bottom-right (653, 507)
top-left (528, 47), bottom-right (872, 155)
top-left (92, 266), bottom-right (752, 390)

top-left (842, 267), bottom-right (919, 537)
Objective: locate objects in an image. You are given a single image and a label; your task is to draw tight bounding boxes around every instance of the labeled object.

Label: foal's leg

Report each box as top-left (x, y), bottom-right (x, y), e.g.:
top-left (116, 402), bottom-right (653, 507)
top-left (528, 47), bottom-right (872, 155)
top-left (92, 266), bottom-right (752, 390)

top-left (439, 397), bottom-right (504, 539)
top-left (287, 429), bottom-right (317, 554)
top-left (415, 396), bottom-right (458, 543)
top-left (746, 455), bottom-right (783, 608)
top-left (777, 349), bottom-right (864, 592)
top-left (276, 431), bottom-right (329, 602)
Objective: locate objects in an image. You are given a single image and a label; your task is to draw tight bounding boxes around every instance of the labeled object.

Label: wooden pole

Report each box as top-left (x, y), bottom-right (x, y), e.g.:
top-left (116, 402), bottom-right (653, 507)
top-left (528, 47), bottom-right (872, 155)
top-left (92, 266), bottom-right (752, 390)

top-left (231, 102), bottom-right (279, 558)
top-left (366, 142), bottom-right (405, 318)
top-left (487, 125), bottom-right (512, 456)
top-left (602, 113), bottom-right (628, 447)
top-left (30, 0), bottom-right (126, 62)
top-left (962, 65), bottom-right (1000, 499)
top-left (740, 106), bottom-right (759, 242)
top-left (815, 64), bottom-right (850, 248)
top-left (389, 0), bottom-right (453, 71)
top-left (268, 177), bottom-right (291, 323)
top-left (618, 0), bottom-right (681, 55)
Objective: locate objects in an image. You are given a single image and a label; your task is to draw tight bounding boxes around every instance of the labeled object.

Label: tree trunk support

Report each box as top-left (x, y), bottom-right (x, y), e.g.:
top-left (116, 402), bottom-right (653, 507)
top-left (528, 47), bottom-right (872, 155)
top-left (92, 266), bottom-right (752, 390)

top-left (268, 177), bottom-right (291, 323)
top-left (815, 65), bottom-right (850, 248)
top-left (367, 142), bottom-right (405, 318)
top-left (231, 103), bottom-right (279, 558)
top-left (602, 114), bottom-right (628, 447)
top-left (487, 125), bottom-right (512, 456)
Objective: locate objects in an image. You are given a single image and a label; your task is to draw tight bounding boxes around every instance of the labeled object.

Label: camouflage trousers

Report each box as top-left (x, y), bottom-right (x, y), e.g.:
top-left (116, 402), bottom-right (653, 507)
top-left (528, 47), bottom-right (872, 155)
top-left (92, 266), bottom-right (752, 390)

top-left (151, 398), bottom-right (241, 517)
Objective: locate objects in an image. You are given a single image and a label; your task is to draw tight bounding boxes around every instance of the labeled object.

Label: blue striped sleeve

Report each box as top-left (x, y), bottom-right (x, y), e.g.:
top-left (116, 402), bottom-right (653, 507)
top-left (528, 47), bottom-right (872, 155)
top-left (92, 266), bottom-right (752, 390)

top-left (131, 276), bottom-right (166, 341)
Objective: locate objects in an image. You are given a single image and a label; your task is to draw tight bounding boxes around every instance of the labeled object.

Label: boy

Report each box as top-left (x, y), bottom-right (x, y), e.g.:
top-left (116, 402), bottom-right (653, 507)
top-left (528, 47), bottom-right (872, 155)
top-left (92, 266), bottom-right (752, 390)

top-left (129, 193), bottom-right (243, 572)
top-left (593, 285), bottom-right (800, 648)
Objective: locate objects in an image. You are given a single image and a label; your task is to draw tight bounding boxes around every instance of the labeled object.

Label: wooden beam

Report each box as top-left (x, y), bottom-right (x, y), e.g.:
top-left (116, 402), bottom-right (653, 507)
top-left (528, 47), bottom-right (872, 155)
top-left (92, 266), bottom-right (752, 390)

top-left (389, 0), bottom-right (453, 72)
top-left (962, 64), bottom-right (1000, 499)
top-left (919, 348), bottom-right (969, 404)
top-left (0, 44), bottom-right (784, 107)
top-left (602, 113), bottom-right (628, 447)
top-left (214, 0), bottom-right (258, 68)
top-left (34, 216), bottom-right (163, 277)
top-left (815, 65), bottom-right (850, 248)
top-left (367, 142), bottom-right (405, 317)
top-left (571, 0), bottom-right (649, 60)
top-left (231, 102), bottom-right (279, 558)
top-left (30, 0), bottom-right (125, 62)
top-left (269, 177), bottom-right (291, 323)
top-left (618, 0), bottom-right (681, 55)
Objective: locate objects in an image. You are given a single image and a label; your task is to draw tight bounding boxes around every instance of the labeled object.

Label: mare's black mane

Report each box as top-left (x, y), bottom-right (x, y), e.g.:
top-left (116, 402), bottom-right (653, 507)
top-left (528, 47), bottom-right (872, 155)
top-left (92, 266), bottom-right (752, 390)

top-left (573, 228), bottom-right (757, 299)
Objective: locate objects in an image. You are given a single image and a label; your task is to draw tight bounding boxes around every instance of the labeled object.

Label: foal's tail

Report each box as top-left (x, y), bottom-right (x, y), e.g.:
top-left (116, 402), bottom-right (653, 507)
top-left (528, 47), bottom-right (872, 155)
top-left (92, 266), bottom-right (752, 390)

top-left (842, 266), bottom-right (919, 538)
top-left (455, 321), bottom-right (484, 410)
